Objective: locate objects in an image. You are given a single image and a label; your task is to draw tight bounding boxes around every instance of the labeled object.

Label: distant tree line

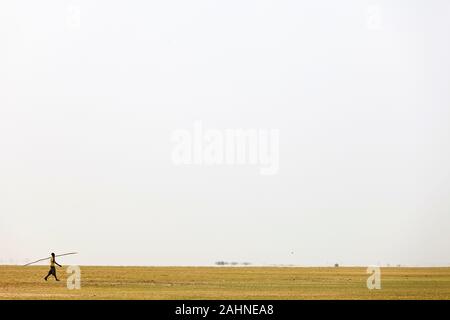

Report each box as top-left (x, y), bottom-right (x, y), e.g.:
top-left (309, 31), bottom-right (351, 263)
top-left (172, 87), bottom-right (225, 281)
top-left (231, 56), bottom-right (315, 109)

top-left (215, 261), bottom-right (252, 266)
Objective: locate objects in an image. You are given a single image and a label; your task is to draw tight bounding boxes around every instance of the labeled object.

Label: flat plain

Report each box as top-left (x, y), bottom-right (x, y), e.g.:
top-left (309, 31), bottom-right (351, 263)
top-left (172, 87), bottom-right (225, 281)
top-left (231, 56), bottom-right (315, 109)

top-left (1, 266), bottom-right (449, 299)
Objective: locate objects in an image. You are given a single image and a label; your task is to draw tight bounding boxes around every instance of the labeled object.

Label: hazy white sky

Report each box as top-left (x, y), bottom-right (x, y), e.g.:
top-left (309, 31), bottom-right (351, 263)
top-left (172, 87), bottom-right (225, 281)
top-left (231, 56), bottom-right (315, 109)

top-left (1, 0), bottom-right (449, 266)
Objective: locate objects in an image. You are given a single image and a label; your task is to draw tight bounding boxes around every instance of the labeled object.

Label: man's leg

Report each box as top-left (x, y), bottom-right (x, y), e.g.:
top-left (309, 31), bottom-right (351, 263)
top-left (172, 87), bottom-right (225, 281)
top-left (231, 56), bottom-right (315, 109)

top-left (44, 270), bottom-right (51, 281)
top-left (52, 268), bottom-right (60, 281)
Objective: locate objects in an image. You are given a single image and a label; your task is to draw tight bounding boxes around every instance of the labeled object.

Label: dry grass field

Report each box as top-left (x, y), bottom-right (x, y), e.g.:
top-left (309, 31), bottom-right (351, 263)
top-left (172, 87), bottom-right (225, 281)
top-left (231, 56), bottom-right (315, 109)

top-left (1, 266), bottom-right (449, 300)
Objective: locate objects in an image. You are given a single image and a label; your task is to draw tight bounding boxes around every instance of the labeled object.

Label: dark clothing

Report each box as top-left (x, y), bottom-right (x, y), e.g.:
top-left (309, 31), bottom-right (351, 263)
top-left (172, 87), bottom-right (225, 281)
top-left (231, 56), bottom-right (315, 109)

top-left (45, 263), bottom-right (59, 281)
top-left (49, 266), bottom-right (56, 276)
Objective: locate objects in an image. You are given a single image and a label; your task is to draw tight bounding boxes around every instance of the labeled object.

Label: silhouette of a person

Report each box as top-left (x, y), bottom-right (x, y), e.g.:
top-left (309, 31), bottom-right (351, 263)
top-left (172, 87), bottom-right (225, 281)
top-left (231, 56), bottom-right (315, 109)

top-left (44, 253), bottom-right (62, 281)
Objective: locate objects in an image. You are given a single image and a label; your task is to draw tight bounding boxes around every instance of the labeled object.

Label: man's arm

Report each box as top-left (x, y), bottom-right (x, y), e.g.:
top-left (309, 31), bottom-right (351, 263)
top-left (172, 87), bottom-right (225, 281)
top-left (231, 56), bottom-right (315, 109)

top-left (56, 261), bottom-right (62, 267)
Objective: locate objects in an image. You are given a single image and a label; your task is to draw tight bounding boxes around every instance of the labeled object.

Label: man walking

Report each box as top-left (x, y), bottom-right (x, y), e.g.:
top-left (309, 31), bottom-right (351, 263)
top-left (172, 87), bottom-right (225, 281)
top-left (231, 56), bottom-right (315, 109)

top-left (44, 253), bottom-right (62, 281)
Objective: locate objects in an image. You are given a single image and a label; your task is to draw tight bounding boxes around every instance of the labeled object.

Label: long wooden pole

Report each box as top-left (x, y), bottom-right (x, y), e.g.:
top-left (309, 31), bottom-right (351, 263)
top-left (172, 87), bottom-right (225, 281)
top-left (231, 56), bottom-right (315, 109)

top-left (23, 252), bottom-right (78, 266)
